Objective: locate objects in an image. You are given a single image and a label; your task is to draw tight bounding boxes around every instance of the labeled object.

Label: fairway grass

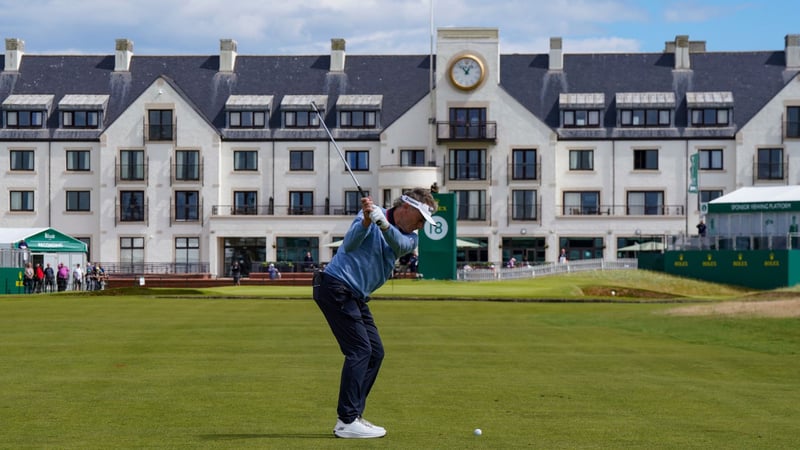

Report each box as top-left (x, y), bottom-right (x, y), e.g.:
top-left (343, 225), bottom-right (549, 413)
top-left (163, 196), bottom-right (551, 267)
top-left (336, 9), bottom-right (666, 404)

top-left (1, 280), bottom-right (799, 449)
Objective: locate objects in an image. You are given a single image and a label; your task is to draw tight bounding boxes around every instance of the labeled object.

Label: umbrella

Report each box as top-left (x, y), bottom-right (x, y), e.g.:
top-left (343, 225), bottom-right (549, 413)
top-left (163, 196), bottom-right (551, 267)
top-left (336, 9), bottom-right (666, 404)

top-left (618, 241), bottom-right (665, 252)
top-left (324, 238), bottom-right (482, 248)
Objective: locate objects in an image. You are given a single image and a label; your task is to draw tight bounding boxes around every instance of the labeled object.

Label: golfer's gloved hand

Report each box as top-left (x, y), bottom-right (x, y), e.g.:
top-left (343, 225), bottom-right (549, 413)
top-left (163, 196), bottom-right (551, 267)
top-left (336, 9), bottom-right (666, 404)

top-left (369, 208), bottom-right (390, 231)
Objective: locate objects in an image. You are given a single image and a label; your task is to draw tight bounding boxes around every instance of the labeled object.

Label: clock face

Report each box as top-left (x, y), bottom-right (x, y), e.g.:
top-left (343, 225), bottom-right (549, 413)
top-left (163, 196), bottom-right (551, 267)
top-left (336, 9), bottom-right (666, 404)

top-left (449, 55), bottom-right (485, 91)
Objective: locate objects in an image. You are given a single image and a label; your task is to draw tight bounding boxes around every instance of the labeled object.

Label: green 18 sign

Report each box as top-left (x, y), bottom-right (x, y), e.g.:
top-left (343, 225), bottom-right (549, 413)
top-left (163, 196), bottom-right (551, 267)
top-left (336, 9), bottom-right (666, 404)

top-left (419, 193), bottom-right (456, 279)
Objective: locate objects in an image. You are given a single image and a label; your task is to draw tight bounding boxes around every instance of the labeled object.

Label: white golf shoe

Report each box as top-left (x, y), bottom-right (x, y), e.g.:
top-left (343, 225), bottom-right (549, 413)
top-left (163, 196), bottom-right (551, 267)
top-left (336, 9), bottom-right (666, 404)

top-left (333, 417), bottom-right (387, 438)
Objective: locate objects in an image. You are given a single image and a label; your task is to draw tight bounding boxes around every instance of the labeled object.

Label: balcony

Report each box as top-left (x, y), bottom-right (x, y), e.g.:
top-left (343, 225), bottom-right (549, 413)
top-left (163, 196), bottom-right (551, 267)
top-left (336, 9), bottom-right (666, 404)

top-left (211, 204), bottom-right (355, 216)
top-left (558, 204), bottom-right (685, 216)
top-left (436, 121), bottom-right (497, 142)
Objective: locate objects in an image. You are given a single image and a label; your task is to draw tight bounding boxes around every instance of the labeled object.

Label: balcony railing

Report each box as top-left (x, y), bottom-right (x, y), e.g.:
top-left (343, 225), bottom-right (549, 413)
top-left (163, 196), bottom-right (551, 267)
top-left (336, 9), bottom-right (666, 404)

top-left (171, 162), bottom-right (203, 184)
top-left (171, 200), bottom-right (203, 225)
top-left (436, 121), bottom-right (497, 141)
top-left (558, 204), bottom-right (685, 216)
top-left (446, 162), bottom-right (491, 181)
top-left (212, 204), bottom-right (357, 216)
top-left (116, 163), bottom-right (148, 185)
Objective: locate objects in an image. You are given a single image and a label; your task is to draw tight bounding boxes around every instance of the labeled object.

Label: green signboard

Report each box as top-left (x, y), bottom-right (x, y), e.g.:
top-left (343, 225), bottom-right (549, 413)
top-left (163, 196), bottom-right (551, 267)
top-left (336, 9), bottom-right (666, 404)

top-left (419, 193), bottom-right (456, 280)
top-left (660, 250), bottom-right (799, 290)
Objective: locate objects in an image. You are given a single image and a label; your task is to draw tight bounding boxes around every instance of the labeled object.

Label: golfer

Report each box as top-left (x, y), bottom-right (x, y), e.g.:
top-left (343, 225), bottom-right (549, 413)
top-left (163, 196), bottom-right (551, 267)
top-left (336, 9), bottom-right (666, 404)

top-left (313, 187), bottom-right (437, 438)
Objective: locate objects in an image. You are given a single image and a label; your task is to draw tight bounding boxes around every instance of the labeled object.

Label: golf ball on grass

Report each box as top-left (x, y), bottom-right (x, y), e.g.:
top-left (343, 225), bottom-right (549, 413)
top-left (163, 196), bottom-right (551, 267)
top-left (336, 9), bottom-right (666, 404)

top-left (474, 428), bottom-right (482, 436)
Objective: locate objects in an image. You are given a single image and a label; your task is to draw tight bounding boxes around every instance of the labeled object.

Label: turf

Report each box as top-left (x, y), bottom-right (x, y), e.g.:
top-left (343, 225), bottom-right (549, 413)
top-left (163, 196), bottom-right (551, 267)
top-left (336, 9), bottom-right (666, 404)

top-left (1, 276), bottom-right (798, 449)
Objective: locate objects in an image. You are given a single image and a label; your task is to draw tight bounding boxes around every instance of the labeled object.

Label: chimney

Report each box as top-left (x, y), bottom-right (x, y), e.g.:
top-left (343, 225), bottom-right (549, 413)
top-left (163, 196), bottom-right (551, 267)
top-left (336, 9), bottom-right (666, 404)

top-left (786, 34), bottom-right (800, 69)
top-left (115, 38), bottom-right (133, 72)
top-left (673, 35), bottom-right (690, 70)
top-left (330, 38), bottom-right (346, 72)
top-left (4, 38), bottom-right (25, 72)
top-left (549, 37), bottom-right (563, 71)
top-left (220, 38), bottom-right (237, 72)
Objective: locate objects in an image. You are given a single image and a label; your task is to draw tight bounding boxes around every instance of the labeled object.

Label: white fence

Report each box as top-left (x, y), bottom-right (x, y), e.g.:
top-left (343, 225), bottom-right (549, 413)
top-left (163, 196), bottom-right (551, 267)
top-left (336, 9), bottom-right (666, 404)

top-left (456, 258), bottom-right (638, 281)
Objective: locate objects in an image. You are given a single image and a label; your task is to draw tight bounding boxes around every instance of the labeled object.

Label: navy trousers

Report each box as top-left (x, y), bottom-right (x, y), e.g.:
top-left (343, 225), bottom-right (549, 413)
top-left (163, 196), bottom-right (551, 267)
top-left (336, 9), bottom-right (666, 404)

top-left (314, 273), bottom-right (384, 423)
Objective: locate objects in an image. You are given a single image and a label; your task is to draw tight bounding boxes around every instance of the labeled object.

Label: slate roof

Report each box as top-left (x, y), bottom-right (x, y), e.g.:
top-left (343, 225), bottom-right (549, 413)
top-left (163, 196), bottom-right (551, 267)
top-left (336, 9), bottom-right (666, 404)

top-left (0, 53), bottom-right (432, 140)
top-left (499, 50), bottom-right (799, 139)
top-left (1, 48), bottom-right (798, 141)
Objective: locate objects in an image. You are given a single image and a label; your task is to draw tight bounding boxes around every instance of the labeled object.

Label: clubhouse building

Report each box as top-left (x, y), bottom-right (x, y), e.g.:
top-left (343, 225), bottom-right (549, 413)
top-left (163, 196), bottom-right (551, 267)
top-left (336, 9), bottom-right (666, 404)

top-left (1, 29), bottom-right (799, 277)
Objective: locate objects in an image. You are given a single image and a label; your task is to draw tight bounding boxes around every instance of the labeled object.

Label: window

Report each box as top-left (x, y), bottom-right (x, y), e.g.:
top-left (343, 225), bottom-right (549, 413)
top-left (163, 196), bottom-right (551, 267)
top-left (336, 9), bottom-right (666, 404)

top-left (787, 106), bottom-right (800, 138)
top-left (691, 108), bottom-right (730, 126)
top-left (234, 191), bottom-right (257, 215)
top-left (175, 150), bottom-right (200, 180)
top-left (234, 151), bottom-right (258, 171)
top-left (10, 191), bottom-right (34, 211)
top-left (175, 191), bottom-right (200, 221)
top-left (345, 190), bottom-right (370, 214)
top-left (569, 150), bottom-right (593, 171)
top-left (148, 109), bottom-right (173, 141)
top-left (289, 191), bottom-right (313, 215)
top-left (290, 150), bottom-right (314, 171)
top-left (62, 110), bottom-right (99, 128)
top-left (512, 190), bottom-right (537, 220)
top-left (562, 110), bottom-right (600, 128)
top-left (120, 191), bottom-right (145, 221)
top-left (400, 149), bottom-right (425, 167)
top-left (620, 109), bottom-right (670, 127)
top-left (345, 151), bottom-right (369, 171)
top-left (5, 110), bottom-right (44, 128)
top-left (229, 110), bottom-right (266, 128)
top-left (340, 110), bottom-right (377, 128)
top-left (449, 149), bottom-right (486, 180)
top-left (67, 150), bottom-right (90, 171)
top-left (757, 148), bottom-right (784, 180)
top-left (563, 191), bottom-right (599, 215)
top-left (449, 108), bottom-right (487, 139)
top-left (66, 191), bottom-right (90, 212)
top-left (699, 190), bottom-right (723, 209)
top-left (699, 149), bottom-right (723, 170)
top-left (633, 149), bottom-right (658, 170)
top-left (284, 110), bottom-right (319, 128)
top-left (120, 237), bottom-right (145, 270)
top-left (627, 191), bottom-right (664, 215)
top-left (10, 150), bottom-right (34, 171)
top-left (119, 150), bottom-right (145, 181)
top-left (175, 237), bottom-right (201, 272)
top-left (454, 190), bottom-right (486, 220)
top-left (512, 149), bottom-right (537, 180)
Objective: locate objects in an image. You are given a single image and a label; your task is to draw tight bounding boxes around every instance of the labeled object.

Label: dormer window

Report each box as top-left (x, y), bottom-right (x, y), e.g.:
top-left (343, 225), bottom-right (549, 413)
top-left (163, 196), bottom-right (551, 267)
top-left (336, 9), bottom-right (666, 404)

top-left (225, 95), bottom-right (273, 129)
top-left (616, 92), bottom-right (674, 127)
top-left (2, 94), bottom-right (53, 129)
top-left (281, 95), bottom-right (326, 129)
top-left (337, 95), bottom-right (382, 129)
top-left (687, 92), bottom-right (733, 127)
top-left (59, 95), bottom-right (108, 129)
top-left (559, 93), bottom-right (603, 128)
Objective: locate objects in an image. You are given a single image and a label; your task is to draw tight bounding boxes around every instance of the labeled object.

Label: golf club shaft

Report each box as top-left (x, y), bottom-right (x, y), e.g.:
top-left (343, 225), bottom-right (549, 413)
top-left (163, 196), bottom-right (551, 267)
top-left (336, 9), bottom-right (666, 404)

top-left (310, 102), bottom-right (366, 198)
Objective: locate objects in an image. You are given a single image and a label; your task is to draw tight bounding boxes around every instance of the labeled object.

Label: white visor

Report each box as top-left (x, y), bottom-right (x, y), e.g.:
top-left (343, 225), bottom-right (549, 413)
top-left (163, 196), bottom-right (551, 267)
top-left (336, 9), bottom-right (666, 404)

top-left (401, 195), bottom-right (436, 225)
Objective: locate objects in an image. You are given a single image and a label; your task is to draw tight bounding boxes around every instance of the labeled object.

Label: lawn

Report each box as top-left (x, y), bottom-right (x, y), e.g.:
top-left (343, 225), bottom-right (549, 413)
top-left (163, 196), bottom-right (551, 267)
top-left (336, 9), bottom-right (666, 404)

top-left (1, 273), bottom-right (798, 449)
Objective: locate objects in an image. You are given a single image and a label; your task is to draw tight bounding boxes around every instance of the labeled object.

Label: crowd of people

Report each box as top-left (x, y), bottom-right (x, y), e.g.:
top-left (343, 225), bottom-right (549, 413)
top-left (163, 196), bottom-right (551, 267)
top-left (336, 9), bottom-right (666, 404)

top-left (22, 261), bottom-right (107, 294)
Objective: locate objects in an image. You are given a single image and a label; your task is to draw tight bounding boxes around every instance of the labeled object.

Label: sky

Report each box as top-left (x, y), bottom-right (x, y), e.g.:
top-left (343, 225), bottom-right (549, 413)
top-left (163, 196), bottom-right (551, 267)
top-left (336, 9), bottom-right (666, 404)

top-left (0, 0), bottom-right (798, 56)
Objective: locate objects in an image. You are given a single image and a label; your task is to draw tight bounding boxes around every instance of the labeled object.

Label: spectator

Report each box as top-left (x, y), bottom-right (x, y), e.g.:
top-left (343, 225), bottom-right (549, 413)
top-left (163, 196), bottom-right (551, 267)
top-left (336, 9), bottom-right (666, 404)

top-left (408, 252), bottom-right (419, 274)
top-left (23, 262), bottom-right (34, 294)
top-left (303, 251), bottom-right (315, 271)
top-left (268, 263), bottom-right (281, 280)
top-left (559, 248), bottom-right (568, 264)
top-left (57, 263), bottom-right (69, 292)
top-left (72, 264), bottom-right (83, 291)
top-left (231, 262), bottom-right (241, 286)
top-left (696, 219), bottom-right (707, 237)
top-left (34, 264), bottom-right (45, 293)
top-left (44, 263), bottom-right (55, 293)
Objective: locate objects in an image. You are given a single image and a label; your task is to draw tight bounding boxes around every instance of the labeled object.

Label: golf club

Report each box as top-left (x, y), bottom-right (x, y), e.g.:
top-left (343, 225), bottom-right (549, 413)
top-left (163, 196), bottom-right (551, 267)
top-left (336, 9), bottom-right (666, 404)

top-left (310, 101), bottom-right (366, 198)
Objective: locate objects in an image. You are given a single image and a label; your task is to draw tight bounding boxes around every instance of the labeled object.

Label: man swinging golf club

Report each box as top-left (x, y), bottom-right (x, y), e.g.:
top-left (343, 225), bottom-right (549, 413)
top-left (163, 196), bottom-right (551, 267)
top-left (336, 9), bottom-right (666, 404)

top-left (313, 188), bottom-right (437, 438)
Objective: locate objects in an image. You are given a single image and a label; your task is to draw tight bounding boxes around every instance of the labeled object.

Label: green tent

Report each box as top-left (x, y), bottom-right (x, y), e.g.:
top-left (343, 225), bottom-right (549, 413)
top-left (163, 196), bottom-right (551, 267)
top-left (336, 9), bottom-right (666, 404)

top-left (0, 228), bottom-right (87, 253)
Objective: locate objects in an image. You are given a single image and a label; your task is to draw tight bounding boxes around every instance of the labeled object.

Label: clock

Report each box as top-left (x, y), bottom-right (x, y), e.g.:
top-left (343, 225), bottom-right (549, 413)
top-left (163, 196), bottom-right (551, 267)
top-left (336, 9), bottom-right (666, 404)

top-left (448, 55), bottom-right (485, 91)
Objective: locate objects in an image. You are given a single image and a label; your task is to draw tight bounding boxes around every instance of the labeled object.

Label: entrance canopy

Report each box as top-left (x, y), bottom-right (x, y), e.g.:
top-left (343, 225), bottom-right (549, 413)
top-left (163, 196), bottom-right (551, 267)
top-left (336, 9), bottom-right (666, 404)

top-left (0, 228), bottom-right (87, 253)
